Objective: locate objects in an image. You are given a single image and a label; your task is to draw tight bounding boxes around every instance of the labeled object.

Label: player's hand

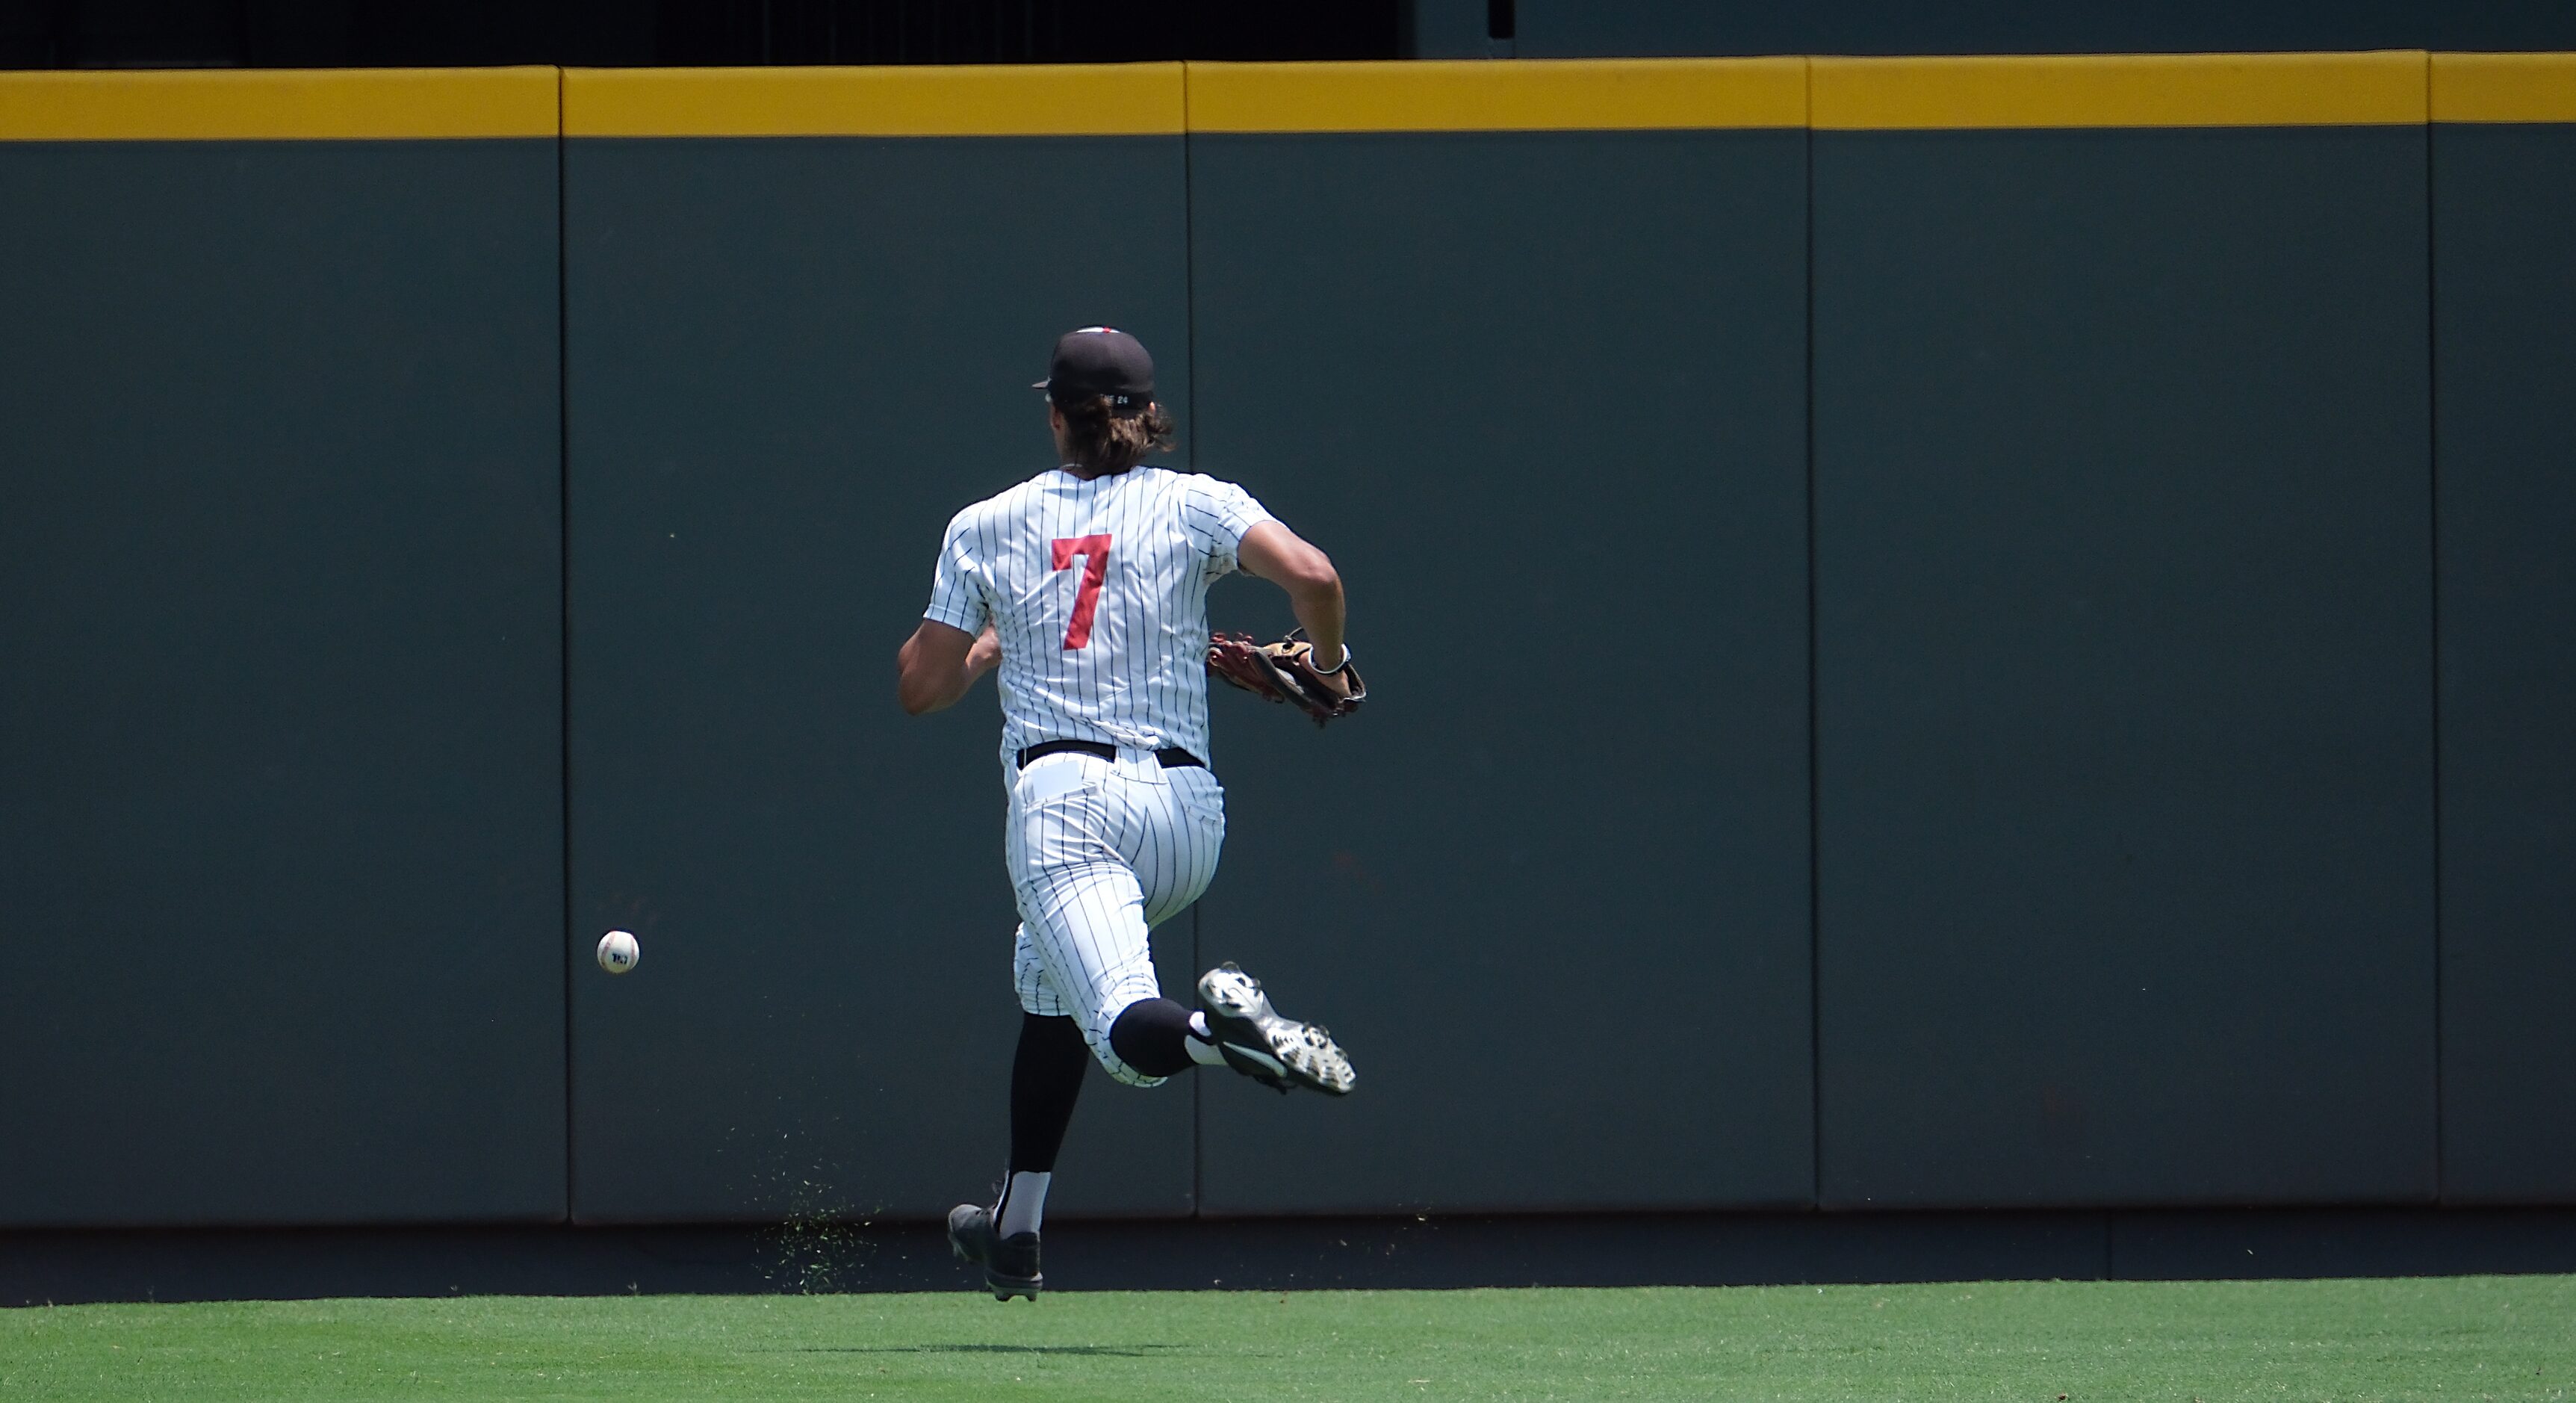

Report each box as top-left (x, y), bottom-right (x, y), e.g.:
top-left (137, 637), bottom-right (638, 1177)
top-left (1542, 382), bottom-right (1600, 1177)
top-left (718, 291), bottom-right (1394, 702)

top-left (1309, 650), bottom-right (1353, 699)
top-left (1207, 630), bottom-right (1365, 728)
top-left (967, 623), bottom-right (1002, 678)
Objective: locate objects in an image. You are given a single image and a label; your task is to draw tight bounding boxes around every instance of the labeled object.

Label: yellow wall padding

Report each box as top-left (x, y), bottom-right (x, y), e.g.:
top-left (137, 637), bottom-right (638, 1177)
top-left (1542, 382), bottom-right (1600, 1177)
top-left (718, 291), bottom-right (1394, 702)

top-left (561, 64), bottom-right (1182, 137)
top-left (0, 67), bottom-right (559, 140)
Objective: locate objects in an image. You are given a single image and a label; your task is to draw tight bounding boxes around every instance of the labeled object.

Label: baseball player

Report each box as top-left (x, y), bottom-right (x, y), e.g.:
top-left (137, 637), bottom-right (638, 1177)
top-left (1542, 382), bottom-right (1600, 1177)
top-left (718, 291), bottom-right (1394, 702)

top-left (895, 326), bottom-right (1359, 1301)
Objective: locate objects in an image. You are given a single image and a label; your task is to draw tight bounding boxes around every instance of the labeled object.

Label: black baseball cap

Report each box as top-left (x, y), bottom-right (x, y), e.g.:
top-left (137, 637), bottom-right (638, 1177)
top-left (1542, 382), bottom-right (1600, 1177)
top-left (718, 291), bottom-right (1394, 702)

top-left (1034, 326), bottom-right (1155, 411)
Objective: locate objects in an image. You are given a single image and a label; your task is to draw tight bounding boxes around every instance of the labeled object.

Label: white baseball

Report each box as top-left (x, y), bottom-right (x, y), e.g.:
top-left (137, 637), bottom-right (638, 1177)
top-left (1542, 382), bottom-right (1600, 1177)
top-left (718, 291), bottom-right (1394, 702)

top-left (597, 929), bottom-right (640, 974)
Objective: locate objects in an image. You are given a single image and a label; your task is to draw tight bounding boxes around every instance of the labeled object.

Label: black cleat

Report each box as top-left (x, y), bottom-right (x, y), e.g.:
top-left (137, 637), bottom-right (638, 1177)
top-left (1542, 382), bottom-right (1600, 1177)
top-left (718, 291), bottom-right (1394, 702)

top-left (1197, 962), bottom-right (1356, 1096)
top-left (947, 1202), bottom-right (1042, 1301)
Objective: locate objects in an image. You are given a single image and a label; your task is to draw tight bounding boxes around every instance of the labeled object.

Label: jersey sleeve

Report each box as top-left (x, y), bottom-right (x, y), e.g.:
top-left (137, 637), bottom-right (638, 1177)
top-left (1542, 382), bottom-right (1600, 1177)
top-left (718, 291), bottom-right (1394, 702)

top-left (922, 507), bottom-right (992, 634)
top-left (1181, 474), bottom-right (1276, 578)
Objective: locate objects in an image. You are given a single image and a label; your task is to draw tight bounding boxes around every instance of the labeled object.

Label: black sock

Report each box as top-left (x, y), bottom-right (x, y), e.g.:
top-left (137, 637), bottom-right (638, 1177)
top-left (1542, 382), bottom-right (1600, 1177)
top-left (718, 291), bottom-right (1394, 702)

top-left (1107, 997), bottom-right (1199, 1080)
top-left (1008, 1013), bottom-right (1090, 1174)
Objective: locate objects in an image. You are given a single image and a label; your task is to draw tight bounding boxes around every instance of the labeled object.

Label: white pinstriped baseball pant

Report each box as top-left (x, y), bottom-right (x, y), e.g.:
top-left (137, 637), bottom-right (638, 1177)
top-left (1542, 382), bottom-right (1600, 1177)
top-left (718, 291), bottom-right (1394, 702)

top-left (1005, 749), bottom-right (1224, 1086)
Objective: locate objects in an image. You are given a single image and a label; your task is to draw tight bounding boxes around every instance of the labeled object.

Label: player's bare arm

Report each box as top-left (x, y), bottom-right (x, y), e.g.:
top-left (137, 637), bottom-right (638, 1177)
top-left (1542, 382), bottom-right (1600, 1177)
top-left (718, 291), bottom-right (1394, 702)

top-left (1236, 520), bottom-right (1353, 697)
top-left (895, 619), bottom-right (999, 715)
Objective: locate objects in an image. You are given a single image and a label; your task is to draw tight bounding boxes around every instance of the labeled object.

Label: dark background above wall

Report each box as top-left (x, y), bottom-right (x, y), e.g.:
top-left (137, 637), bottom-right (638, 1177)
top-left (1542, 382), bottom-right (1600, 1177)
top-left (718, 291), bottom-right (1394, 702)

top-left (0, 0), bottom-right (1405, 67)
top-left (1476, 0), bottom-right (2576, 59)
top-left (6, 0), bottom-right (2575, 69)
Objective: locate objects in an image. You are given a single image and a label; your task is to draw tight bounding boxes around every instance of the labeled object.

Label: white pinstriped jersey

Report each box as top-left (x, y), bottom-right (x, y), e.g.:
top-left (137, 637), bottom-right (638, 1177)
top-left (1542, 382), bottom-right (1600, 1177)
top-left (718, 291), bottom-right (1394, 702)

top-left (924, 465), bottom-right (1273, 770)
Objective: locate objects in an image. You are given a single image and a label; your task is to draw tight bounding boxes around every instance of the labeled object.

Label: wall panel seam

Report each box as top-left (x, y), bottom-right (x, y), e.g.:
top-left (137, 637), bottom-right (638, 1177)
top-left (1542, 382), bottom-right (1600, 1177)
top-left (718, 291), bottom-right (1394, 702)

top-left (2424, 114), bottom-right (2447, 1204)
top-left (1802, 113), bottom-right (1824, 1214)
top-left (1183, 51), bottom-right (1206, 1219)
top-left (554, 64), bottom-right (577, 1228)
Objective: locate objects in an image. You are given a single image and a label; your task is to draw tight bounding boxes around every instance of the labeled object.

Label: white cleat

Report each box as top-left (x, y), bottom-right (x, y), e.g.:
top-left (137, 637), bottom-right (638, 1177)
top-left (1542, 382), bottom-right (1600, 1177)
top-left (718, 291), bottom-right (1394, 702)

top-left (1197, 962), bottom-right (1356, 1096)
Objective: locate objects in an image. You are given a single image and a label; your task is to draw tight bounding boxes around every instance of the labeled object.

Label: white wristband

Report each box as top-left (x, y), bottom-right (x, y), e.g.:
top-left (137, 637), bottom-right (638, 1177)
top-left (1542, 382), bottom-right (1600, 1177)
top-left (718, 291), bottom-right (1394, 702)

top-left (1309, 642), bottom-right (1350, 674)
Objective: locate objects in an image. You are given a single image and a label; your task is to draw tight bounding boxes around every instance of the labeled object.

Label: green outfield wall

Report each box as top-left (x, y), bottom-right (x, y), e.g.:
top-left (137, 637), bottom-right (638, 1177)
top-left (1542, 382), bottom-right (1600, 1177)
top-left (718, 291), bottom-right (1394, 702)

top-left (1, 54), bottom-right (2571, 1228)
top-left (0, 69), bottom-right (568, 1226)
top-left (1181, 102), bottom-right (1815, 1213)
top-left (559, 65), bottom-right (1198, 1225)
top-left (2428, 67), bottom-right (2576, 1204)
top-left (1813, 117), bottom-right (2436, 1210)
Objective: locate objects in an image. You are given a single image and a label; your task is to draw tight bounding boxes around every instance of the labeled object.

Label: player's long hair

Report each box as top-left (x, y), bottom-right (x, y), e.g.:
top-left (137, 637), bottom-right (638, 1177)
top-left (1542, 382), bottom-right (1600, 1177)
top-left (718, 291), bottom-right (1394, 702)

top-left (1057, 394), bottom-right (1176, 477)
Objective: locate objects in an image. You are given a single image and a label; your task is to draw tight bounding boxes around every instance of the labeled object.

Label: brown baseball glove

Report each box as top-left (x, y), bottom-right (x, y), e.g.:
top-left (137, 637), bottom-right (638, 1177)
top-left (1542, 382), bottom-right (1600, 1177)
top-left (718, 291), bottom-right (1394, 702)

top-left (1207, 628), bottom-right (1366, 728)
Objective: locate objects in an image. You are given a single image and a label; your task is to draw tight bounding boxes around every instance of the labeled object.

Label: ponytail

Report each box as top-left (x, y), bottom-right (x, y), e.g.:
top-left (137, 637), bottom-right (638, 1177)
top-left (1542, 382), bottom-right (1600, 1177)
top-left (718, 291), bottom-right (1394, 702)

top-left (1056, 395), bottom-right (1176, 476)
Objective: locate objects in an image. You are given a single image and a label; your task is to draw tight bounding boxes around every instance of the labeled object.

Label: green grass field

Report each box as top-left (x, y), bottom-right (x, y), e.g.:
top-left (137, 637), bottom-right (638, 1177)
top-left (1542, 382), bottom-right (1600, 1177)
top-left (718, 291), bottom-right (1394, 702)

top-left (4, 1276), bottom-right (2572, 1402)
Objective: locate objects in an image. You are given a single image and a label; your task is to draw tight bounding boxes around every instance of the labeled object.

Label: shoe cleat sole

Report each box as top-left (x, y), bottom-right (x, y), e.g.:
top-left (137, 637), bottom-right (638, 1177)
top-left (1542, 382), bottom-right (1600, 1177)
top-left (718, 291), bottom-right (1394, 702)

top-left (1199, 963), bottom-right (1356, 1097)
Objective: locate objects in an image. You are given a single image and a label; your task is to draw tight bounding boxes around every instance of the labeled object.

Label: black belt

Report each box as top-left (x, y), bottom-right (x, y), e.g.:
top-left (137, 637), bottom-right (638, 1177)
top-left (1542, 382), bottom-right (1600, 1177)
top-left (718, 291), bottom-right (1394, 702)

top-left (1017, 739), bottom-right (1204, 771)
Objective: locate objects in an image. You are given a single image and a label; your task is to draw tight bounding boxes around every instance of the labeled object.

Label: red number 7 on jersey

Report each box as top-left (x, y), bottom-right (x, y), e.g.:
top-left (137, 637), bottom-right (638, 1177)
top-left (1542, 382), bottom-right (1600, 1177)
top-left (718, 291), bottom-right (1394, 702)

top-left (1051, 534), bottom-right (1113, 650)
